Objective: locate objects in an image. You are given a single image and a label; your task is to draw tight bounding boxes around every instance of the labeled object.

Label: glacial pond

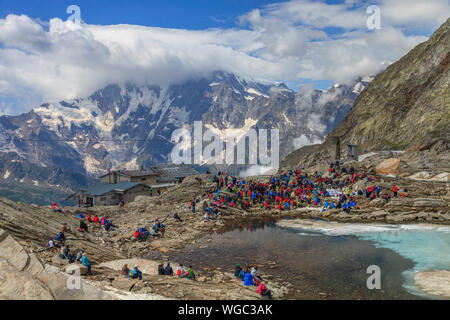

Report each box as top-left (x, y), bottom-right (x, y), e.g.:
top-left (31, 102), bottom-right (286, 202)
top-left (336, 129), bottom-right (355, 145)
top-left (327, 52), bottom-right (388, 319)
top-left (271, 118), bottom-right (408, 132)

top-left (148, 216), bottom-right (450, 299)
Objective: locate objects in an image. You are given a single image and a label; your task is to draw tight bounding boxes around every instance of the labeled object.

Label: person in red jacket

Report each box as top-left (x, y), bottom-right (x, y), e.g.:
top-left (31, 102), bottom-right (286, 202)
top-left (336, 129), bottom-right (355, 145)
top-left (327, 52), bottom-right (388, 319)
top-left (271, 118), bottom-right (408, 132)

top-left (93, 215), bottom-right (99, 223)
top-left (257, 282), bottom-right (272, 300)
top-left (393, 185), bottom-right (398, 197)
top-left (134, 229), bottom-right (143, 242)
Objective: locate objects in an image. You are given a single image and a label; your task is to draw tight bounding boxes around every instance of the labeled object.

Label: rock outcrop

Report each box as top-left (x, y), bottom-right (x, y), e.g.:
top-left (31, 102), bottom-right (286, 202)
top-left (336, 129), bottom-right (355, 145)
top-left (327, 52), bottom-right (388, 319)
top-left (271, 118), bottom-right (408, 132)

top-left (281, 18), bottom-right (450, 172)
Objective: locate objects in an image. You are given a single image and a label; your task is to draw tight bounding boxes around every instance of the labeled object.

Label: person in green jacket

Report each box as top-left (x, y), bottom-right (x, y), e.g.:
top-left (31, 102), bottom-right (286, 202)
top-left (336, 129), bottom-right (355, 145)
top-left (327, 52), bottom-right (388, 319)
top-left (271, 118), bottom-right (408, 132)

top-left (186, 265), bottom-right (196, 280)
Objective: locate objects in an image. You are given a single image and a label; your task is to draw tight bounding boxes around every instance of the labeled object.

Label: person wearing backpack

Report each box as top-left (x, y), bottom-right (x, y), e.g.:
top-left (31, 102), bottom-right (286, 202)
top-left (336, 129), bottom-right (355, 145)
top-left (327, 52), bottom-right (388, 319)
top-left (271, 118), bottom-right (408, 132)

top-left (56, 231), bottom-right (65, 246)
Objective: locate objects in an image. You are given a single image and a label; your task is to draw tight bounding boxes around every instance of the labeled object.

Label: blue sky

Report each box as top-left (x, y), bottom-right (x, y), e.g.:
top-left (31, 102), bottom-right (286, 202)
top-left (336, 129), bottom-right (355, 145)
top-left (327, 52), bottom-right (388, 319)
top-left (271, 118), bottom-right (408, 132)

top-left (0, 0), bottom-right (282, 29)
top-left (0, 0), bottom-right (448, 115)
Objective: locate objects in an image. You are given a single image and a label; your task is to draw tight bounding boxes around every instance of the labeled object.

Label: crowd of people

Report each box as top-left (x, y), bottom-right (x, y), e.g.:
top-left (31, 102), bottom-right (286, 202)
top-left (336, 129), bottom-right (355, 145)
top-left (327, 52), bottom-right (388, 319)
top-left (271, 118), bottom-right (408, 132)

top-left (192, 162), bottom-right (407, 218)
top-left (46, 226), bottom-right (92, 275)
top-left (47, 207), bottom-right (117, 275)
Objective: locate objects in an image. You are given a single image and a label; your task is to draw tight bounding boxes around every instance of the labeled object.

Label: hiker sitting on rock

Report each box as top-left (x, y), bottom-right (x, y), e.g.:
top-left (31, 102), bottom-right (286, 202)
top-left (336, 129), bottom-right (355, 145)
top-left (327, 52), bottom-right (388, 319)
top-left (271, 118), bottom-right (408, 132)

top-left (244, 269), bottom-right (254, 286)
top-left (164, 262), bottom-right (173, 275)
top-left (238, 267), bottom-right (246, 281)
top-left (142, 227), bottom-right (150, 239)
top-left (129, 266), bottom-right (142, 280)
top-left (173, 212), bottom-right (182, 222)
top-left (81, 252), bottom-right (92, 275)
top-left (63, 245), bottom-right (74, 263)
top-left (158, 264), bottom-right (165, 275)
top-left (75, 250), bottom-right (84, 262)
top-left (56, 231), bottom-right (65, 246)
top-left (47, 237), bottom-right (55, 252)
top-left (254, 273), bottom-right (263, 286)
top-left (257, 282), bottom-right (273, 300)
top-left (52, 202), bottom-right (63, 213)
top-left (122, 264), bottom-right (129, 277)
top-left (177, 264), bottom-right (186, 277)
top-left (104, 219), bottom-right (113, 231)
top-left (134, 229), bottom-right (143, 242)
top-left (234, 264), bottom-right (242, 277)
top-left (186, 265), bottom-right (196, 280)
top-left (78, 219), bottom-right (88, 232)
top-left (152, 219), bottom-right (166, 238)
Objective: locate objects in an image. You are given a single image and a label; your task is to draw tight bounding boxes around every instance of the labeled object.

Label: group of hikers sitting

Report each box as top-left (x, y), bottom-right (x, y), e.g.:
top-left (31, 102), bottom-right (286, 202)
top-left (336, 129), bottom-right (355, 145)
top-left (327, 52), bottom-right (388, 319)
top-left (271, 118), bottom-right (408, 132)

top-left (46, 222), bottom-right (93, 274)
top-left (118, 262), bottom-right (197, 281)
top-left (158, 262), bottom-right (196, 280)
top-left (134, 217), bottom-right (167, 241)
top-left (121, 264), bottom-right (143, 280)
top-left (77, 212), bottom-right (115, 232)
top-left (234, 263), bottom-right (272, 299)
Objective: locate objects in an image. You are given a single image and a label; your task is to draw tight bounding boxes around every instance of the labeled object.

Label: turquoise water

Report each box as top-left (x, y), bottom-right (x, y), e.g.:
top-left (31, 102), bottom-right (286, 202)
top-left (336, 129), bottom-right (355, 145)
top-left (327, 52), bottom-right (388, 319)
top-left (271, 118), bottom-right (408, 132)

top-left (279, 221), bottom-right (450, 298)
top-left (354, 227), bottom-right (450, 298)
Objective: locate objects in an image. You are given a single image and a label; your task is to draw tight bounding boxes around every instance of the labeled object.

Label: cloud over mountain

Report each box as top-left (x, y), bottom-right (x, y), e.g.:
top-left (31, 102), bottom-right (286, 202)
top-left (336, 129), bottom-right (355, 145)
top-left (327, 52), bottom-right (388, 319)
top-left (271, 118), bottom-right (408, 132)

top-left (0, 0), bottom-right (448, 114)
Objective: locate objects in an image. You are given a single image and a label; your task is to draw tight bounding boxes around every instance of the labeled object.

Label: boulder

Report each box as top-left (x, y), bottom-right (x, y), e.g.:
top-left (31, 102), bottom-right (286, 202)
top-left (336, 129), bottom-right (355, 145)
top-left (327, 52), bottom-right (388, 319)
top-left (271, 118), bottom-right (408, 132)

top-left (432, 172), bottom-right (449, 182)
top-left (52, 255), bottom-right (69, 266)
top-left (408, 171), bottom-right (432, 180)
top-left (415, 271), bottom-right (450, 298)
top-left (375, 158), bottom-right (401, 175)
top-left (64, 263), bottom-right (89, 275)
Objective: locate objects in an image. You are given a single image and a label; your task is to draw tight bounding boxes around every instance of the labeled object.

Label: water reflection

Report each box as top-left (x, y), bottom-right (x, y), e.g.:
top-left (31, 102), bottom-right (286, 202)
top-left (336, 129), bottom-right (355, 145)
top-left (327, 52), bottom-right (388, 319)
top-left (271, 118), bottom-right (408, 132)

top-left (166, 216), bottom-right (420, 300)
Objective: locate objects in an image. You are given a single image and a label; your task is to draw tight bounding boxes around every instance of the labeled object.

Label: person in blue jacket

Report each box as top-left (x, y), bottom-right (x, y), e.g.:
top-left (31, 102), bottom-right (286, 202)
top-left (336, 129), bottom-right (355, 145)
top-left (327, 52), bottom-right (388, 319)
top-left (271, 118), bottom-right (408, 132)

top-left (244, 269), bottom-right (254, 286)
top-left (129, 266), bottom-right (142, 280)
top-left (81, 253), bottom-right (92, 274)
top-left (238, 268), bottom-right (246, 281)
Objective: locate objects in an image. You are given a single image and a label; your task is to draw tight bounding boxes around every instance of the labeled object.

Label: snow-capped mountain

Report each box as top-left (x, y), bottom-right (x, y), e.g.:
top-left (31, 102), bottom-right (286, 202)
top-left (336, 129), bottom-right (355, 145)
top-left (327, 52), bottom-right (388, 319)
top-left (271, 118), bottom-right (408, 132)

top-left (0, 71), bottom-right (372, 179)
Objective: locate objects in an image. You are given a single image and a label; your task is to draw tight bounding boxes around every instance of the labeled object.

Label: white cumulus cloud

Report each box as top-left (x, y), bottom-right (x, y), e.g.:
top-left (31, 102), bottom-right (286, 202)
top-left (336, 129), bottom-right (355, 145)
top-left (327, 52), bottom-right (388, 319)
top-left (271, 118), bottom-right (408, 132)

top-left (0, 0), bottom-right (448, 115)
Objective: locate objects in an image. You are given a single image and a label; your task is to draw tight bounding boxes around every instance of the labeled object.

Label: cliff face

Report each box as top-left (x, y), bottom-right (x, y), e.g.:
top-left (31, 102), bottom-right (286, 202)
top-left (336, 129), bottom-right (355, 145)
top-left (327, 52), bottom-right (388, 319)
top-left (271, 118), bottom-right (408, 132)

top-left (325, 18), bottom-right (449, 151)
top-left (282, 19), bottom-right (449, 169)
